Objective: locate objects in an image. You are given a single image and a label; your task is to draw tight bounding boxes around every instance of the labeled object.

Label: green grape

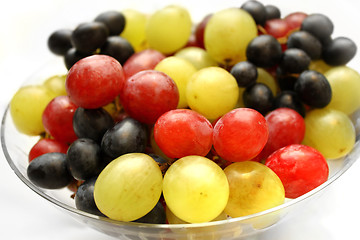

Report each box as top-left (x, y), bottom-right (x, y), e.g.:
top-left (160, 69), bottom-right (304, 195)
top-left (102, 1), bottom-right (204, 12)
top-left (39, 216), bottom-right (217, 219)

top-left (43, 74), bottom-right (67, 96)
top-left (204, 8), bottom-right (257, 66)
top-left (163, 155), bottom-right (229, 223)
top-left (302, 108), bottom-right (355, 159)
top-left (154, 56), bottom-right (197, 109)
top-left (10, 85), bottom-right (56, 136)
top-left (174, 47), bottom-right (218, 70)
top-left (120, 9), bottom-right (148, 52)
top-left (324, 66), bottom-right (360, 115)
top-left (145, 5), bottom-right (192, 54)
top-left (186, 66), bottom-right (239, 120)
top-left (94, 153), bottom-right (163, 222)
top-left (309, 59), bottom-right (332, 74)
top-left (224, 161), bottom-right (285, 218)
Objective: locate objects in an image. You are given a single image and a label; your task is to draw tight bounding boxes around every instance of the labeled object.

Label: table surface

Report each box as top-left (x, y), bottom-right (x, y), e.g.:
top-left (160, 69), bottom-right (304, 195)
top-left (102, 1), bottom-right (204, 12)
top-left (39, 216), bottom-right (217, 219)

top-left (1, 0), bottom-right (360, 239)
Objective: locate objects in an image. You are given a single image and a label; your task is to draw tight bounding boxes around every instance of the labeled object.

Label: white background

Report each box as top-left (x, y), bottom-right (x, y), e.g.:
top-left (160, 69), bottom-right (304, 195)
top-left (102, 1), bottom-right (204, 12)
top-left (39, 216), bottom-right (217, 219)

top-left (0, 0), bottom-right (360, 239)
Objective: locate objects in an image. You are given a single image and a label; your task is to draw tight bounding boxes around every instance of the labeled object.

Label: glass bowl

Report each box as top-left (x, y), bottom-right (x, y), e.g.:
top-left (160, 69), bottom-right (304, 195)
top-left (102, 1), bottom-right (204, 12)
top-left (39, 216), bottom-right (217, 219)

top-left (1, 0), bottom-right (360, 239)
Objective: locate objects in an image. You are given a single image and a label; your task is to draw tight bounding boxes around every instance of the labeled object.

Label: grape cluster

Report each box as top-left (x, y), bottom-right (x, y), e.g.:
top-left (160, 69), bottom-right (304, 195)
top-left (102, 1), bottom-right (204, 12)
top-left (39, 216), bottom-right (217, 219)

top-left (9, 0), bottom-right (360, 226)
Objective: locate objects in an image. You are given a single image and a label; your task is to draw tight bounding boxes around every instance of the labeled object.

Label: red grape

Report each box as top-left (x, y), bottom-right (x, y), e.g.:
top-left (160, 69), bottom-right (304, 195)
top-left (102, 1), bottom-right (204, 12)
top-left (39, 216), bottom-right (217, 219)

top-left (265, 144), bottom-right (329, 198)
top-left (65, 55), bottom-right (125, 109)
top-left (29, 138), bottom-right (69, 162)
top-left (264, 18), bottom-right (290, 39)
top-left (213, 108), bottom-right (268, 162)
top-left (123, 49), bottom-right (166, 79)
top-left (119, 70), bottom-right (179, 124)
top-left (194, 14), bottom-right (212, 49)
top-left (154, 109), bottom-right (213, 159)
top-left (284, 12), bottom-right (308, 31)
top-left (42, 95), bottom-right (78, 144)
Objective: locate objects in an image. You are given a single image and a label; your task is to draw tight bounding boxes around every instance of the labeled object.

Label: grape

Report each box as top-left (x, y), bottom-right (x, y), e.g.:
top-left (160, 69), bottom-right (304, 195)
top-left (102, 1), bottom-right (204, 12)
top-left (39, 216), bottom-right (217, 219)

top-left (27, 152), bottom-right (73, 189)
top-left (257, 68), bottom-right (277, 95)
top-left (122, 49), bottom-right (165, 79)
top-left (264, 18), bottom-right (290, 39)
top-left (67, 138), bottom-right (103, 180)
top-left (43, 74), bottom-right (67, 96)
top-left (47, 29), bottom-right (73, 56)
top-left (94, 10), bottom-right (126, 36)
top-left (279, 48), bottom-right (311, 74)
top-left (120, 9), bottom-right (148, 52)
top-left (241, 0), bottom-right (267, 26)
top-left (224, 161), bottom-right (285, 217)
top-left (10, 85), bottom-right (56, 136)
top-left (204, 8), bottom-right (257, 66)
top-left (145, 5), bottom-right (192, 54)
top-left (265, 144), bottom-right (329, 198)
top-left (273, 91), bottom-right (306, 117)
top-left (309, 59), bottom-right (332, 74)
top-left (71, 22), bottom-right (109, 54)
top-left (133, 201), bottom-right (166, 224)
top-left (120, 70), bottom-right (179, 124)
top-left (294, 70), bottom-right (332, 108)
top-left (302, 108), bottom-right (355, 159)
top-left (174, 47), bottom-right (218, 70)
top-left (284, 12), bottom-right (308, 30)
top-left (65, 55), bottom-right (125, 109)
top-left (264, 5), bottom-right (281, 20)
top-left (287, 31), bottom-right (322, 60)
top-left (154, 56), bottom-right (197, 108)
top-left (162, 155), bottom-right (229, 223)
top-left (94, 153), bottom-right (163, 221)
top-left (101, 117), bottom-right (148, 159)
top-left (194, 14), bottom-right (212, 49)
top-left (75, 178), bottom-right (104, 216)
top-left (230, 61), bottom-right (258, 88)
top-left (73, 107), bottom-right (114, 143)
top-left (246, 35), bottom-right (282, 68)
top-left (324, 66), bottom-right (360, 115)
top-left (301, 13), bottom-right (334, 42)
top-left (154, 109), bottom-right (213, 159)
top-left (243, 83), bottom-right (274, 115)
top-left (186, 67), bottom-right (239, 120)
top-left (148, 153), bottom-right (171, 175)
top-left (213, 108), bottom-right (268, 162)
top-left (100, 36), bottom-right (135, 65)
top-left (64, 48), bottom-right (91, 70)
top-left (322, 37), bottom-right (357, 66)
top-left (42, 95), bottom-right (78, 144)
top-left (28, 138), bottom-right (69, 162)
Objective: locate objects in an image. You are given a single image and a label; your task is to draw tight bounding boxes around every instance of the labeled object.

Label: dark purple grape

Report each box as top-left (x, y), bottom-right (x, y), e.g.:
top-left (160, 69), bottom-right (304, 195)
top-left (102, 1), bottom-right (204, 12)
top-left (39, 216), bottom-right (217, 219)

top-left (274, 91), bottom-right (306, 117)
top-left (67, 138), bottom-right (103, 180)
top-left (287, 31), bottom-right (322, 60)
top-left (322, 37), bottom-right (357, 66)
top-left (301, 13), bottom-right (334, 42)
top-left (133, 201), bottom-right (166, 224)
top-left (265, 5), bottom-right (281, 20)
top-left (276, 67), bottom-right (298, 91)
top-left (230, 61), bottom-right (258, 87)
top-left (75, 178), bottom-right (104, 216)
top-left (100, 36), bottom-right (135, 65)
top-left (294, 70), bottom-right (332, 108)
top-left (94, 11), bottom-right (126, 36)
top-left (48, 29), bottom-right (73, 56)
top-left (101, 117), bottom-right (148, 159)
top-left (243, 83), bottom-right (274, 115)
top-left (148, 153), bottom-right (170, 175)
top-left (64, 48), bottom-right (91, 70)
top-left (279, 48), bottom-right (311, 74)
top-left (27, 152), bottom-right (73, 189)
top-left (71, 22), bottom-right (109, 54)
top-left (246, 35), bottom-right (282, 68)
top-left (73, 107), bottom-right (114, 143)
top-left (241, 0), bottom-right (267, 26)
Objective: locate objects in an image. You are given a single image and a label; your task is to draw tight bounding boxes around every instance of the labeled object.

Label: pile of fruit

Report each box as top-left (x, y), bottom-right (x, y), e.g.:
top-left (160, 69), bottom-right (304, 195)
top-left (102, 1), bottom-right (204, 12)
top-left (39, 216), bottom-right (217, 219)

top-left (9, 0), bottom-right (360, 225)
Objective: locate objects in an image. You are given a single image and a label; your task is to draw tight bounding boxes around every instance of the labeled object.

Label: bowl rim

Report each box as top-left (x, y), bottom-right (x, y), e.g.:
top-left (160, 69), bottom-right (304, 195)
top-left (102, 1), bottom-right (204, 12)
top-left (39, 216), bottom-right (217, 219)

top-left (2, 103), bottom-right (359, 230)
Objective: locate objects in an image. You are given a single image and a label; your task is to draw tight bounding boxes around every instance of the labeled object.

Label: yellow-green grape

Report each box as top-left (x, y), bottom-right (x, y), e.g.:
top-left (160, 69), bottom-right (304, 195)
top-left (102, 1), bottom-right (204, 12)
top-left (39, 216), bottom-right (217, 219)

top-left (302, 108), bottom-right (355, 159)
top-left (145, 5), bottom-right (192, 54)
top-left (43, 74), bottom-right (67, 96)
top-left (309, 59), bottom-right (332, 74)
top-left (94, 153), bottom-right (163, 221)
top-left (174, 47), bottom-right (218, 70)
top-left (204, 8), bottom-right (257, 66)
top-left (224, 161), bottom-right (285, 218)
top-left (257, 68), bottom-right (277, 95)
top-left (324, 66), bottom-right (360, 115)
top-left (163, 155), bottom-right (229, 223)
top-left (155, 56), bottom-right (197, 109)
top-left (120, 9), bottom-right (148, 52)
top-left (10, 85), bottom-right (56, 136)
top-left (186, 67), bottom-right (239, 120)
